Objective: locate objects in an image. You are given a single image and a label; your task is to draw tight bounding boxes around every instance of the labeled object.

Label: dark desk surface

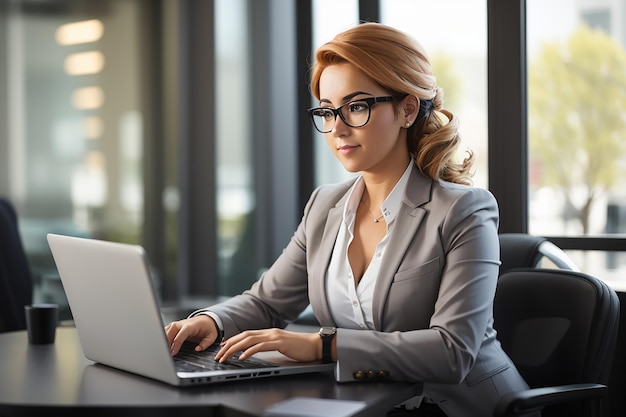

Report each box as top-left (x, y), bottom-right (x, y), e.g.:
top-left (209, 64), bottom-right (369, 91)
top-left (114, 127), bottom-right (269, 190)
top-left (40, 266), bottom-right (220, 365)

top-left (0, 326), bottom-right (421, 417)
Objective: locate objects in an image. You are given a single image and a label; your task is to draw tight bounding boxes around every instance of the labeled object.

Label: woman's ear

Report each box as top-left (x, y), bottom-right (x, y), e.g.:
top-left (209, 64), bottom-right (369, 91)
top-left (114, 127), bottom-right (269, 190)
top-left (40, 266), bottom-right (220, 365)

top-left (402, 95), bottom-right (420, 126)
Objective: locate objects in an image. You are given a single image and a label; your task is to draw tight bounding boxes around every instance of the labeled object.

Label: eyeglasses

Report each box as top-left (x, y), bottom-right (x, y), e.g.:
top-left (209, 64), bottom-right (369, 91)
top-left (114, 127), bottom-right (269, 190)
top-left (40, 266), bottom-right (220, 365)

top-left (307, 96), bottom-right (395, 133)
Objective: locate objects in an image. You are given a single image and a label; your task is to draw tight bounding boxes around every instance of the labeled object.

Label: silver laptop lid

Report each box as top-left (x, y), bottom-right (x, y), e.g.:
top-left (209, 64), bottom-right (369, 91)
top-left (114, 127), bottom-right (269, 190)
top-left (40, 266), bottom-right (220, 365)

top-left (47, 233), bottom-right (180, 385)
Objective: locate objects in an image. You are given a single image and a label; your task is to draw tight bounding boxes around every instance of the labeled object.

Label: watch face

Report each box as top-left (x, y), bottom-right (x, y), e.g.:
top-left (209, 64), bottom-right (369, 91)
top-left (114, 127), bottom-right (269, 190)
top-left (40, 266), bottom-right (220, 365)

top-left (319, 326), bottom-right (336, 336)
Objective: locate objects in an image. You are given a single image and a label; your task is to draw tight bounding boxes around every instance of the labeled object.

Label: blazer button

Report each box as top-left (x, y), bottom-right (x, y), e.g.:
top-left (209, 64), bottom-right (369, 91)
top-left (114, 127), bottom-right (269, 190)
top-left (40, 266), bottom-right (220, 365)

top-left (378, 370), bottom-right (389, 379)
top-left (366, 370), bottom-right (376, 379)
top-left (353, 370), bottom-right (365, 380)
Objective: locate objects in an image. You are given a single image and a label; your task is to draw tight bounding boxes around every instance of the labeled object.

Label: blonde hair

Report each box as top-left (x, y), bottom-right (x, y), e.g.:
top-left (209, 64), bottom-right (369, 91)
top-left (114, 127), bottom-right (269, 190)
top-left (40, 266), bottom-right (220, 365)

top-left (310, 23), bottom-right (474, 185)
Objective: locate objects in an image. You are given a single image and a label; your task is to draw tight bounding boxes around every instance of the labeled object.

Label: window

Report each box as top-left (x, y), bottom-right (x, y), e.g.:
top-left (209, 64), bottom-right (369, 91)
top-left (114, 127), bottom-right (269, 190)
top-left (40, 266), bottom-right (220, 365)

top-left (527, 0), bottom-right (626, 286)
top-left (312, 0), bottom-right (359, 186)
top-left (311, 0), bottom-right (489, 189)
top-left (215, 0), bottom-right (255, 295)
top-left (0, 0), bottom-right (162, 318)
top-left (382, 0), bottom-right (488, 188)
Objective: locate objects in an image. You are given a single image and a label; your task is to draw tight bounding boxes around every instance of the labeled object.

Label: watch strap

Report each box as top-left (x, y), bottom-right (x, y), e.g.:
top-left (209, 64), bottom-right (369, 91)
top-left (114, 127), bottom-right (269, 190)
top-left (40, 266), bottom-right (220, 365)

top-left (319, 327), bottom-right (336, 364)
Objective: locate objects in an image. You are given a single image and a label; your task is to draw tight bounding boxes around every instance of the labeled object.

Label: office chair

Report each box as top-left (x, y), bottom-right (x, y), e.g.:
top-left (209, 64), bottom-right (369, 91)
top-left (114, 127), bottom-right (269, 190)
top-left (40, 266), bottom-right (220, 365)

top-left (499, 233), bottom-right (579, 275)
top-left (493, 268), bottom-right (619, 417)
top-left (0, 197), bottom-right (33, 332)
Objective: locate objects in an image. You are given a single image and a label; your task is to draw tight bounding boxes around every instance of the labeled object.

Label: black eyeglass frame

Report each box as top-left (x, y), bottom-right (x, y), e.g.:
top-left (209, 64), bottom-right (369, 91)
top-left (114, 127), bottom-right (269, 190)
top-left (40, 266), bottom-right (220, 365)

top-left (307, 96), bottom-right (396, 133)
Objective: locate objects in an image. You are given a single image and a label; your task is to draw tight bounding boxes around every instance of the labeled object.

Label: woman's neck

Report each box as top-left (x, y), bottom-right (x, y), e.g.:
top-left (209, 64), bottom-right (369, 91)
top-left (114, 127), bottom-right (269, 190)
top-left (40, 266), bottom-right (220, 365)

top-left (360, 157), bottom-right (411, 206)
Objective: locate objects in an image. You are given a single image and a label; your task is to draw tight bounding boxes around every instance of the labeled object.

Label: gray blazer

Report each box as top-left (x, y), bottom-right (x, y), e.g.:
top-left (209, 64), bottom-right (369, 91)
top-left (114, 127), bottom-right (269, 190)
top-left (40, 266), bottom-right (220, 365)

top-left (206, 165), bottom-right (532, 417)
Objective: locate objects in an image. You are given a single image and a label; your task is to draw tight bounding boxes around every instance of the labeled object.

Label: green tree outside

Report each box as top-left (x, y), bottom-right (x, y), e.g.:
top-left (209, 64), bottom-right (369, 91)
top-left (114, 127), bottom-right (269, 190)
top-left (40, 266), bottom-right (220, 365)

top-left (431, 51), bottom-right (461, 111)
top-left (529, 23), bottom-right (626, 234)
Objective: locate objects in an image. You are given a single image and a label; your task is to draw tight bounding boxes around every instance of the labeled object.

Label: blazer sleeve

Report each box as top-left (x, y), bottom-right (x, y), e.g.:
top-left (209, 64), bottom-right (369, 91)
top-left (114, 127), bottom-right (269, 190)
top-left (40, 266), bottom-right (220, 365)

top-left (334, 186), bottom-right (501, 385)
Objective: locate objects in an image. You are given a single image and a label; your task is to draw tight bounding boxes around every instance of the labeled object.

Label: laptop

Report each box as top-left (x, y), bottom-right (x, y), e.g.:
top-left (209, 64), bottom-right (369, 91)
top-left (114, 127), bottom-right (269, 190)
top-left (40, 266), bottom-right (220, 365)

top-left (47, 233), bottom-right (334, 386)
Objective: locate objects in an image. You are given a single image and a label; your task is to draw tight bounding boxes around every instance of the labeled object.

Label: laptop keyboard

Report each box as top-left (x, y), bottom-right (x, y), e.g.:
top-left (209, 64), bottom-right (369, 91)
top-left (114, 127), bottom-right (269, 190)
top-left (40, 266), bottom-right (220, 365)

top-left (174, 342), bottom-right (279, 373)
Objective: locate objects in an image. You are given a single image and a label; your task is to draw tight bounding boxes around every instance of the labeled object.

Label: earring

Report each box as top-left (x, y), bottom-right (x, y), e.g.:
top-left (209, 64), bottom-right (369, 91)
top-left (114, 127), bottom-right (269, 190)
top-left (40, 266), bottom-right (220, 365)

top-left (405, 121), bottom-right (411, 127)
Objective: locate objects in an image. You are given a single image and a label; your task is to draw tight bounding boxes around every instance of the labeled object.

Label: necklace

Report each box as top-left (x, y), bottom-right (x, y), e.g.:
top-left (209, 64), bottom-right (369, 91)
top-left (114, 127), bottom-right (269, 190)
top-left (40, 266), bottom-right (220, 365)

top-left (367, 209), bottom-right (384, 223)
top-left (360, 196), bottom-right (384, 223)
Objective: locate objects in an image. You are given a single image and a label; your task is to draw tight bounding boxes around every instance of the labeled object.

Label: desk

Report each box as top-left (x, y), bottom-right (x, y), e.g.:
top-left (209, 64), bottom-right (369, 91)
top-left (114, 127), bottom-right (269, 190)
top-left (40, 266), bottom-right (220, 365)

top-left (0, 327), bottom-right (421, 417)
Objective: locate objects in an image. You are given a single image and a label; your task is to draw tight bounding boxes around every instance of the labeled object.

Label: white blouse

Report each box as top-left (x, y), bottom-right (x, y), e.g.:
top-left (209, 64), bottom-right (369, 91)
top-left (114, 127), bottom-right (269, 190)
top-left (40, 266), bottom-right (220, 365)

top-left (326, 160), bottom-right (413, 330)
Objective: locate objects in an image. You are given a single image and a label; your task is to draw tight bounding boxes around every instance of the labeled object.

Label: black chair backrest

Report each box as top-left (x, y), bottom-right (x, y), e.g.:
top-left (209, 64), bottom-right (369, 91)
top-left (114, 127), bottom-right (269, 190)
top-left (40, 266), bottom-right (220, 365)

top-left (0, 197), bottom-right (33, 332)
top-left (499, 233), bottom-right (579, 274)
top-left (494, 268), bottom-right (619, 416)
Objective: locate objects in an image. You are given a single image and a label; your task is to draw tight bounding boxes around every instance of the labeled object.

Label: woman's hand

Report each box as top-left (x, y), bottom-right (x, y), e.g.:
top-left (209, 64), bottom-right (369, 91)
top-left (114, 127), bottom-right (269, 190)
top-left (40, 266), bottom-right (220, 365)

top-left (215, 328), bottom-right (322, 363)
top-left (164, 315), bottom-right (220, 356)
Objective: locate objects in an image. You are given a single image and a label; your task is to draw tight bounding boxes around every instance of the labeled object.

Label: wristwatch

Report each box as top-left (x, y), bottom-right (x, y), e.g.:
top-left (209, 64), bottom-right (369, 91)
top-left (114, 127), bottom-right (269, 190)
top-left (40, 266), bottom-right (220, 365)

top-left (318, 326), bottom-right (337, 364)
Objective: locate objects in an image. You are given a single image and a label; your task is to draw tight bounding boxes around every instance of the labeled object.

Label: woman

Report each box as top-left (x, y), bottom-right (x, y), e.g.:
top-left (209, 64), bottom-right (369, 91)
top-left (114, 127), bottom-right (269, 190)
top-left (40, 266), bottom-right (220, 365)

top-left (165, 23), bottom-right (532, 417)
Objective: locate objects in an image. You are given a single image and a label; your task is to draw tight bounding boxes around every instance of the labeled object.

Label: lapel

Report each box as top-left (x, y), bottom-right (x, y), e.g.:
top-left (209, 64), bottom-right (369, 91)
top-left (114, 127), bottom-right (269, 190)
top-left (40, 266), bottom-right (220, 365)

top-left (372, 167), bottom-right (433, 329)
top-left (309, 190), bottom-right (348, 327)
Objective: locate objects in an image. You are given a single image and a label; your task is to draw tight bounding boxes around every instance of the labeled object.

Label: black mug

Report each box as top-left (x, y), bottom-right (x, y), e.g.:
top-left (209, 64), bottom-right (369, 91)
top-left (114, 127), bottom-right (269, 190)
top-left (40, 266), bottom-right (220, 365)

top-left (24, 303), bottom-right (59, 344)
